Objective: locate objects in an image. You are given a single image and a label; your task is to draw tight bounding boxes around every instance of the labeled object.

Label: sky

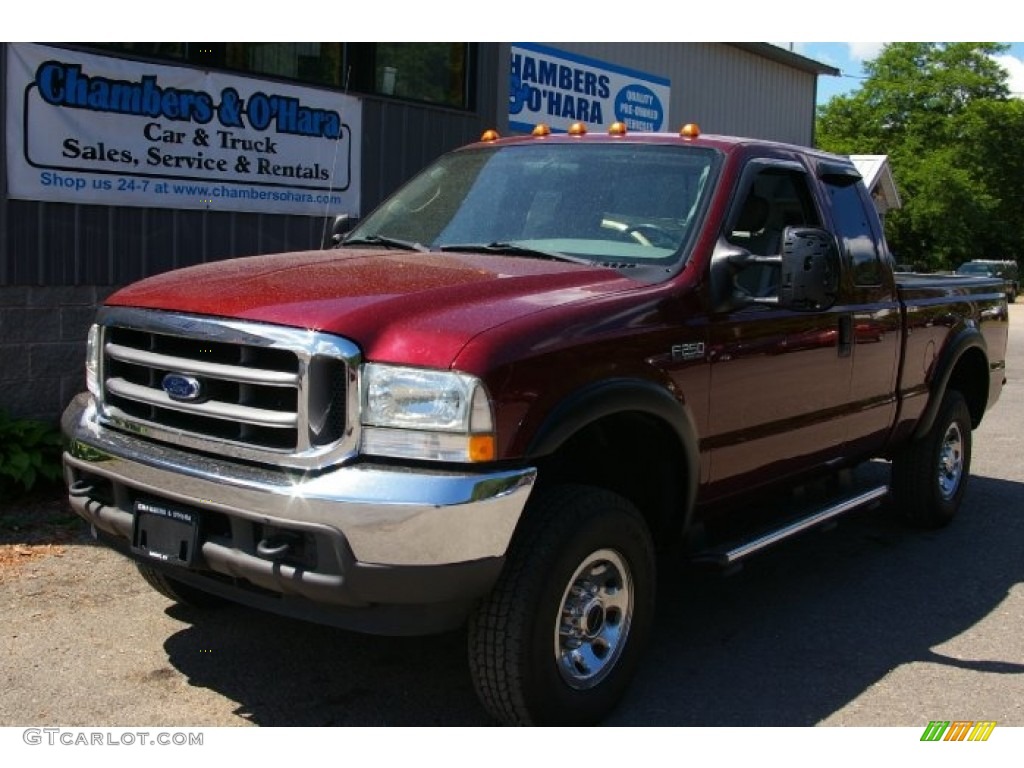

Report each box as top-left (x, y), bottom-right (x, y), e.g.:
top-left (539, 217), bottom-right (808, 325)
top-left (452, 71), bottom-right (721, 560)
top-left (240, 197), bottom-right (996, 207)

top-left (785, 42), bottom-right (1024, 105)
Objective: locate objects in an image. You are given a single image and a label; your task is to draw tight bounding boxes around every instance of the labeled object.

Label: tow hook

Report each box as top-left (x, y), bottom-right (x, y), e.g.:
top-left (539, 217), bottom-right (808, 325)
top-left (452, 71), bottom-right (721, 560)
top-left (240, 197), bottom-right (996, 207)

top-left (256, 533), bottom-right (302, 560)
top-left (68, 479), bottom-right (95, 498)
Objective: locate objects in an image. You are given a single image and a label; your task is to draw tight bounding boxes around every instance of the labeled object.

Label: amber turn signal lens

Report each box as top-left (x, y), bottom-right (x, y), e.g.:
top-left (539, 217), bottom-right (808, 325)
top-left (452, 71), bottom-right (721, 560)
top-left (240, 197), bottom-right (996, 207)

top-left (469, 435), bottom-right (496, 462)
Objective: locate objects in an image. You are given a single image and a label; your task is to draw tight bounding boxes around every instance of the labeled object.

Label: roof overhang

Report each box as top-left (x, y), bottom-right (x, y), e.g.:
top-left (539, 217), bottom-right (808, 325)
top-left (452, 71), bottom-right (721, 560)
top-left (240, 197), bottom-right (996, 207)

top-left (728, 43), bottom-right (841, 77)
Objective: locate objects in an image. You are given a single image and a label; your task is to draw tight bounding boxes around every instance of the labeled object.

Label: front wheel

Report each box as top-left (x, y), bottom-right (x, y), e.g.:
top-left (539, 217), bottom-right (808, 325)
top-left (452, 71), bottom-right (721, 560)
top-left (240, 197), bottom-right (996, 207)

top-left (891, 389), bottom-right (972, 528)
top-left (468, 485), bottom-right (656, 725)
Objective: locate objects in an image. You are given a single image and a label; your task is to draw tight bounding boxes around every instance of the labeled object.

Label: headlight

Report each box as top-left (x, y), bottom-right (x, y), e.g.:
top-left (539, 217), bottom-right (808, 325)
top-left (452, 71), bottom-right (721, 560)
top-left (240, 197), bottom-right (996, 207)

top-left (85, 324), bottom-right (101, 398)
top-left (361, 364), bottom-right (495, 462)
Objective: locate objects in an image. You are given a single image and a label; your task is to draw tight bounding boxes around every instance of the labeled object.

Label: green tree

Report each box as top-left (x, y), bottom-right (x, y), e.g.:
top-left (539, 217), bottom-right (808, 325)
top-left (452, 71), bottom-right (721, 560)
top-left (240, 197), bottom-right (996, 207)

top-left (954, 98), bottom-right (1024, 259)
top-left (817, 42), bottom-right (1022, 269)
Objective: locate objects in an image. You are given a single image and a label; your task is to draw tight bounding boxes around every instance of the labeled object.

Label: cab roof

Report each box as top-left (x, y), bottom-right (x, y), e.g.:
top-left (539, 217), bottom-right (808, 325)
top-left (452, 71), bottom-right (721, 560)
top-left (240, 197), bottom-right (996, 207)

top-left (468, 124), bottom-right (855, 168)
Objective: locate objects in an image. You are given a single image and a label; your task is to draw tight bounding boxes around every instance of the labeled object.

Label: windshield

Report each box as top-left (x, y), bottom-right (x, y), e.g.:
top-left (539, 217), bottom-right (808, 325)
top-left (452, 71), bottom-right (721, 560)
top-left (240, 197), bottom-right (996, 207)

top-left (344, 142), bottom-right (719, 271)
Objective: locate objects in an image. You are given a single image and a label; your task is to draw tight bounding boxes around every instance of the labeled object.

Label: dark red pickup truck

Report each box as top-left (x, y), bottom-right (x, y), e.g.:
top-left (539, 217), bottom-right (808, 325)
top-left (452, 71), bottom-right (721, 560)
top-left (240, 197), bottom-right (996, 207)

top-left (62, 124), bottom-right (1009, 725)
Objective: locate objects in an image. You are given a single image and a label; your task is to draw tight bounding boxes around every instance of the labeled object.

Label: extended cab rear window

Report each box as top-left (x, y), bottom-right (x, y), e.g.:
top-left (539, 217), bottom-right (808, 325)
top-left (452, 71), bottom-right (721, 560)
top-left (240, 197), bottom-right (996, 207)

top-left (825, 180), bottom-right (883, 286)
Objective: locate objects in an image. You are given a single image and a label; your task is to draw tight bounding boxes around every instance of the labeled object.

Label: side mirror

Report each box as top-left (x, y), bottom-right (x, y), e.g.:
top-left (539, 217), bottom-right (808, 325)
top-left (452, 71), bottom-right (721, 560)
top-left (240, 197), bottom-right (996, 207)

top-left (779, 227), bottom-right (840, 311)
top-left (329, 214), bottom-right (354, 248)
top-left (709, 226), bottom-right (840, 313)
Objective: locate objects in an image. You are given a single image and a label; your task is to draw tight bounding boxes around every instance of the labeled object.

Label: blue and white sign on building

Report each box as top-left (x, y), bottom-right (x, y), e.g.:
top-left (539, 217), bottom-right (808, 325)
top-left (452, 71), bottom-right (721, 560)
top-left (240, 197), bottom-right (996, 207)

top-left (509, 43), bottom-right (671, 134)
top-left (6, 43), bottom-right (362, 216)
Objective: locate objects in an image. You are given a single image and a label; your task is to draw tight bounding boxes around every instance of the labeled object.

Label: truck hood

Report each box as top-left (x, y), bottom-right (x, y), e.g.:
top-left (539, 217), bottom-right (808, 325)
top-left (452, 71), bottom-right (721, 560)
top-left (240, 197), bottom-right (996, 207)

top-left (106, 248), bottom-right (637, 367)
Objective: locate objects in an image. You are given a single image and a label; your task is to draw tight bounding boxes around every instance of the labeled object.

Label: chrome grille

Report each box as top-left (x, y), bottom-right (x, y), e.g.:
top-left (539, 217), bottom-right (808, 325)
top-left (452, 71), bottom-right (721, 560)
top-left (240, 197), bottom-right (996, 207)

top-left (94, 307), bottom-right (361, 470)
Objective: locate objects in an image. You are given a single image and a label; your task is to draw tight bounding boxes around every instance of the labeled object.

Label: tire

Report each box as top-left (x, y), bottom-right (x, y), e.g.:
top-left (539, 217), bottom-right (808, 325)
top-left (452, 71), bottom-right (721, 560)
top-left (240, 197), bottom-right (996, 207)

top-left (891, 389), bottom-right (972, 528)
top-left (468, 485), bottom-right (656, 726)
top-left (136, 564), bottom-right (226, 609)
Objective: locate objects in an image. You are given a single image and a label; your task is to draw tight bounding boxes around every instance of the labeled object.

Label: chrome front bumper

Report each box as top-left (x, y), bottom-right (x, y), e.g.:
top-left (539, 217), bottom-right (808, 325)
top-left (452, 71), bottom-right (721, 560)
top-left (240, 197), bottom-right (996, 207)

top-left (61, 393), bottom-right (536, 631)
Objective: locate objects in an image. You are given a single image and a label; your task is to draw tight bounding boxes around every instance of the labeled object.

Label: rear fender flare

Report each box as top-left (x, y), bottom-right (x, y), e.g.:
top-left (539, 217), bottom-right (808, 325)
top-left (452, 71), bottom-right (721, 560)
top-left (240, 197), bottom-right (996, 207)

top-left (913, 325), bottom-right (988, 439)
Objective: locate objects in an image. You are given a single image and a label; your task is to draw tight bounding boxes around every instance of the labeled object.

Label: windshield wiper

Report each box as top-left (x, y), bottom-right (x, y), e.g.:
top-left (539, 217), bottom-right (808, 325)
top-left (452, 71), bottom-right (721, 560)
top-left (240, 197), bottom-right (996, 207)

top-left (439, 241), bottom-right (594, 265)
top-left (341, 234), bottom-right (428, 252)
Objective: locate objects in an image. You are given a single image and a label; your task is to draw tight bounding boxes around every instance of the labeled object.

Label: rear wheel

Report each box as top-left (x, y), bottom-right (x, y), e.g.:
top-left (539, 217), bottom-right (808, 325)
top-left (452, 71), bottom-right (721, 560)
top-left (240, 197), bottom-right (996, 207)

top-left (468, 485), bottom-right (656, 725)
top-left (891, 390), bottom-right (972, 528)
top-left (136, 564), bottom-right (226, 609)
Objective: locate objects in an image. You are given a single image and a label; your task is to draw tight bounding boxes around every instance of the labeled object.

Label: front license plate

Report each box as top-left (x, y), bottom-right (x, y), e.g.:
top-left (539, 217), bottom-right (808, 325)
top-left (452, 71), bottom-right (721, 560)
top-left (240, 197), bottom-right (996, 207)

top-left (132, 499), bottom-right (200, 567)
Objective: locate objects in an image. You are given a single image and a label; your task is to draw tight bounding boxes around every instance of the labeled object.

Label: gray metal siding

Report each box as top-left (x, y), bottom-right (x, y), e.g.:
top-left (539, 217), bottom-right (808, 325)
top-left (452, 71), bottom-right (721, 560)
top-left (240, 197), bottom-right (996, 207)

top-left (359, 100), bottom-right (491, 217)
top-left (498, 42), bottom-right (818, 146)
top-left (2, 200), bottom-right (335, 286)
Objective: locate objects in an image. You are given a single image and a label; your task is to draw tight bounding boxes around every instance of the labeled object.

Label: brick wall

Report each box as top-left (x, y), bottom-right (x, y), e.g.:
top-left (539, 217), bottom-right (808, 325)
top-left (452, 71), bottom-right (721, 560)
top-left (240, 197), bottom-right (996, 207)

top-left (0, 286), bottom-right (116, 424)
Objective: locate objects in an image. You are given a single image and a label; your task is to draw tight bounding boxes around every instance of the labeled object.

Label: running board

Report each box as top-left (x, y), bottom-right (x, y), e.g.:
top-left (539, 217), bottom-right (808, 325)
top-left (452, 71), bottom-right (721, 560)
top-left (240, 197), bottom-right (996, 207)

top-left (692, 485), bottom-right (889, 567)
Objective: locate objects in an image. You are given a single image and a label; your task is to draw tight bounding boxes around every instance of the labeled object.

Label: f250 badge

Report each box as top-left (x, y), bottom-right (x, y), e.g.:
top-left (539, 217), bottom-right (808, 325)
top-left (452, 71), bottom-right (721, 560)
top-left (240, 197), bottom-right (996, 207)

top-left (671, 342), bottom-right (706, 361)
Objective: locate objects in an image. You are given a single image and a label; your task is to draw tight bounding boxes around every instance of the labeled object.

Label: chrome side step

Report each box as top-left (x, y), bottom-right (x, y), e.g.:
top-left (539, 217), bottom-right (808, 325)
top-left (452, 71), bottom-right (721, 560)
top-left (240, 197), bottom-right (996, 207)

top-left (692, 485), bottom-right (889, 567)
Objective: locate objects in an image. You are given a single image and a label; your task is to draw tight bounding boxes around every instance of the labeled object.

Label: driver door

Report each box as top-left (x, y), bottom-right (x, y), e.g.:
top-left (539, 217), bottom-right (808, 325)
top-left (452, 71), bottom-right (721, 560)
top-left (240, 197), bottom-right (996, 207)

top-left (704, 161), bottom-right (853, 502)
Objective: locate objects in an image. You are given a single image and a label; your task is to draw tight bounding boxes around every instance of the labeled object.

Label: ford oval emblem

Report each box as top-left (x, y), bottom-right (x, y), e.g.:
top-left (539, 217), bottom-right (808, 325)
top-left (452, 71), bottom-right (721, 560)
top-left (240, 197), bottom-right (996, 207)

top-left (162, 373), bottom-right (204, 402)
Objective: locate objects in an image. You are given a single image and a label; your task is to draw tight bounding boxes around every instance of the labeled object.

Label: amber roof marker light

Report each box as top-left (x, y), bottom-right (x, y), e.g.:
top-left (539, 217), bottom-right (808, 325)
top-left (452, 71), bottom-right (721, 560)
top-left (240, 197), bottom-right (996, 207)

top-left (480, 129), bottom-right (501, 142)
top-left (567, 122), bottom-right (587, 136)
top-left (531, 123), bottom-right (552, 137)
top-left (680, 123), bottom-right (701, 139)
top-left (608, 122), bottom-right (628, 136)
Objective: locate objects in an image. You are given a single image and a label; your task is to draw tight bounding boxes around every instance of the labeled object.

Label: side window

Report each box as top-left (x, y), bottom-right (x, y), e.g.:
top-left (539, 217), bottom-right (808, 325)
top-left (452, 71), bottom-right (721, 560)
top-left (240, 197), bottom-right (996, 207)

top-left (826, 181), bottom-right (882, 285)
top-left (728, 166), bottom-right (820, 297)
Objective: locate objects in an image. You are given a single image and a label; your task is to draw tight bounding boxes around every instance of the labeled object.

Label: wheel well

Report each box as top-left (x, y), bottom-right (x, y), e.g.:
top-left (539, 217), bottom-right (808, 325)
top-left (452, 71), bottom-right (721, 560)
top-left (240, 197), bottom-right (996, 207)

top-left (532, 412), bottom-right (689, 546)
top-left (946, 347), bottom-right (989, 428)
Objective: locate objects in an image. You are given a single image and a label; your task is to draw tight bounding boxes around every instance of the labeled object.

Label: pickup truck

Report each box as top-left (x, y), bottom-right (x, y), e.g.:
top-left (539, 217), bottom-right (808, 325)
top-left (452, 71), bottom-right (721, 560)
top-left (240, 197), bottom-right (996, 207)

top-left (956, 259), bottom-right (1019, 303)
top-left (62, 123), bottom-right (1009, 726)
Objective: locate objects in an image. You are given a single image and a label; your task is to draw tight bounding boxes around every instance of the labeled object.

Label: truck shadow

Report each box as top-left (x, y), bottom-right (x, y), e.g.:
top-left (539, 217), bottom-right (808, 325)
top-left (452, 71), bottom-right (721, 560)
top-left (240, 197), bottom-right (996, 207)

top-left (161, 596), bottom-right (488, 725)
top-left (161, 473), bottom-right (1024, 726)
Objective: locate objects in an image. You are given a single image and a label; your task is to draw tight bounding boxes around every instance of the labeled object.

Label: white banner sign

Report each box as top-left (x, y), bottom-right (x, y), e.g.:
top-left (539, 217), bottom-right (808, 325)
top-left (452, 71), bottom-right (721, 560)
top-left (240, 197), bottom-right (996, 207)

top-left (6, 43), bottom-right (362, 216)
top-left (509, 43), bottom-right (671, 134)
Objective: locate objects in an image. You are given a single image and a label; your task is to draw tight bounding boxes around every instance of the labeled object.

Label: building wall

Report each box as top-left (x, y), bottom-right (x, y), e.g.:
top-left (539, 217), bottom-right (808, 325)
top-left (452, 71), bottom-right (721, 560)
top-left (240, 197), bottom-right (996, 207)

top-left (0, 43), bottom-right (499, 423)
top-left (0, 285), bottom-right (115, 423)
top-left (498, 42), bottom-right (820, 146)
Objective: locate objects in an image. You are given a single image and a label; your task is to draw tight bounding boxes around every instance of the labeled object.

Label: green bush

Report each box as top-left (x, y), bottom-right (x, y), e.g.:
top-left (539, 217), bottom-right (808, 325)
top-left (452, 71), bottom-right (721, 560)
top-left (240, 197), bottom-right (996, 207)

top-left (0, 410), bottom-right (63, 498)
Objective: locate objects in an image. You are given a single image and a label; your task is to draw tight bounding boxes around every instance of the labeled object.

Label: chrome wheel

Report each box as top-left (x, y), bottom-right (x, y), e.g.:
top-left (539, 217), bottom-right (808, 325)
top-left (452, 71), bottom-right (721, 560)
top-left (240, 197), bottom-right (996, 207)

top-left (469, 485), bottom-right (655, 725)
top-left (554, 548), bottom-right (633, 690)
top-left (938, 421), bottom-right (964, 500)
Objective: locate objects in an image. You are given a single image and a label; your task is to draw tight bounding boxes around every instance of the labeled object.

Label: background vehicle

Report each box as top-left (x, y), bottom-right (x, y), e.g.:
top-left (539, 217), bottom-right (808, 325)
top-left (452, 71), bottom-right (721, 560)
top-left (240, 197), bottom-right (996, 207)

top-left (956, 259), bottom-right (1019, 302)
top-left (63, 124), bottom-right (1009, 725)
